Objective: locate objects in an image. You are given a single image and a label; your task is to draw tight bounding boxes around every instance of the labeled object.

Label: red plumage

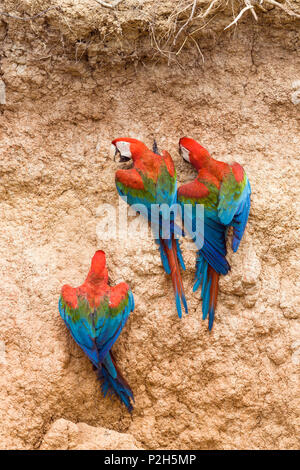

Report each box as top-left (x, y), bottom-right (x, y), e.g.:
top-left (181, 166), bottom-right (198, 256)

top-left (61, 251), bottom-right (130, 310)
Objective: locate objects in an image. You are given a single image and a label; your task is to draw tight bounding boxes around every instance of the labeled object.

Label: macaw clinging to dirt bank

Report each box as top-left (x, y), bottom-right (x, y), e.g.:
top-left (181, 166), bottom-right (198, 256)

top-left (112, 137), bottom-right (188, 318)
top-left (178, 137), bottom-right (251, 330)
top-left (59, 250), bottom-right (135, 412)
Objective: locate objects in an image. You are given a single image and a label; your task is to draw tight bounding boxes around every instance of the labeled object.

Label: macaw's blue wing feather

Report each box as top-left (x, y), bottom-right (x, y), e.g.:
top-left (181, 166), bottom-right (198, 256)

top-left (178, 177), bottom-right (227, 329)
top-left (231, 179), bottom-right (251, 252)
top-left (95, 288), bottom-right (133, 363)
top-left (97, 287), bottom-right (134, 412)
top-left (178, 195), bottom-right (230, 276)
top-left (59, 290), bottom-right (130, 368)
top-left (59, 295), bottom-right (101, 366)
top-left (116, 183), bottom-right (153, 220)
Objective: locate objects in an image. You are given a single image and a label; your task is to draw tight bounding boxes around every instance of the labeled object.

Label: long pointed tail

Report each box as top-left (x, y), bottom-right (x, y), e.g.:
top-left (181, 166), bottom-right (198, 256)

top-left (160, 236), bottom-right (188, 318)
top-left (98, 351), bottom-right (134, 412)
top-left (193, 252), bottom-right (219, 330)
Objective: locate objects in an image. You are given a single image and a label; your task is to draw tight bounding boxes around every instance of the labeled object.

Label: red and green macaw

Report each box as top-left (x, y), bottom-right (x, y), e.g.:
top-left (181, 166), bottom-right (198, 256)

top-left (178, 137), bottom-right (251, 330)
top-left (59, 250), bottom-right (135, 412)
top-left (112, 137), bottom-right (188, 318)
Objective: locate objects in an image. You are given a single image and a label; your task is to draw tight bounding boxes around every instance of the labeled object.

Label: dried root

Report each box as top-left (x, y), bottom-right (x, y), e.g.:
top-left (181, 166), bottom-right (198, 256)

top-left (224, 0), bottom-right (300, 30)
top-left (92, 0), bottom-right (124, 8)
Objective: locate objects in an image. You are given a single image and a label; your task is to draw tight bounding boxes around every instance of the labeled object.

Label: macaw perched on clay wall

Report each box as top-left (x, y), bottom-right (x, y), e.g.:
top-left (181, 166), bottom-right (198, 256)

top-left (59, 250), bottom-right (135, 411)
top-left (112, 137), bottom-right (188, 318)
top-left (178, 137), bottom-right (251, 330)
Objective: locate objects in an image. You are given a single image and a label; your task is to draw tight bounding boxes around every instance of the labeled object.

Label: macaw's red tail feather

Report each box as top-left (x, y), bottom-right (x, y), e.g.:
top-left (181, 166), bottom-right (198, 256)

top-left (99, 352), bottom-right (134, 413)
top-left (208, 266), bottom-right (219, 331)
top-left (162, 237), bottom-right (188, 318)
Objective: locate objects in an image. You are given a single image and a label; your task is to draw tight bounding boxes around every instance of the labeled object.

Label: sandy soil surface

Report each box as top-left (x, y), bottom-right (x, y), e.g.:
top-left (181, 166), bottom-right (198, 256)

top-left (0, 0), bottom-right (299, 449)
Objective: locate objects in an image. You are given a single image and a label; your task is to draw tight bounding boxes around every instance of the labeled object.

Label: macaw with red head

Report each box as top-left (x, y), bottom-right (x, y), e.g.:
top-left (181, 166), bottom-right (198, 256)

top-left (112, 137), bottom-right (188, 319)
top-left (178, 137), bottom-right (251, 330)
top-left (59, 250), bottom-right (135, 412)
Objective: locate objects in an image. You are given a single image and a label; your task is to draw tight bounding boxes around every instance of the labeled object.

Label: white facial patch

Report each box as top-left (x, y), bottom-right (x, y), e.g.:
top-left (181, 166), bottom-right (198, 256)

top-left (109, 143), bottom-right (116, 159)
top-left (116, 141), bottom-right (132, 158)
top-left (181, 146), bottom-right (190, 163)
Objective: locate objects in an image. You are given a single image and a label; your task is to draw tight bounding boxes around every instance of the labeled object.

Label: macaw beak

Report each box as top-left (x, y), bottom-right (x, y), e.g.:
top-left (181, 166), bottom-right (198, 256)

top-left (179, 144), bottom-right (190, 164)
top-left (119, 155), bottom-right (131, 162)
top-left (113, 146), bottom-right (131, 162)
top-left (179, 144), bottom-right (186, 161)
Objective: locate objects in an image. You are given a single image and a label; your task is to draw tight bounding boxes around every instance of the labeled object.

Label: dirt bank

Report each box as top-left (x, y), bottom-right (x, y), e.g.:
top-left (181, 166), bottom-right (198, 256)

top-left (0, 0), bottom-right (299, 450)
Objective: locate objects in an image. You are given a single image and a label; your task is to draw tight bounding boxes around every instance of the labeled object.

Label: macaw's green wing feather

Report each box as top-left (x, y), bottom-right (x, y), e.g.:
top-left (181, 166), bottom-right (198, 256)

top-left (115, 154), bottom-right (177, 221)
top-left (156, 151), bottom-right (177, 206)
top-left (115, 168), bottom-right (155, 219)
top-left (218, 163), bottom-right (250, 227)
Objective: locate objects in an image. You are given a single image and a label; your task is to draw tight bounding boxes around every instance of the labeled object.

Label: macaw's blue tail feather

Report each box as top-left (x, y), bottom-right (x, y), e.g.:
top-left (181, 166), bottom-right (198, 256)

top-left (99, 352), bottom-right (134, 413)
top-left (156, 238), bottom-right (171, 275)
top-left (175, 290), bottom-right (182, 319)
top-left (175, 239), bottom-right (186, 271)
top-left (193, 253), bottom-right (219, 330)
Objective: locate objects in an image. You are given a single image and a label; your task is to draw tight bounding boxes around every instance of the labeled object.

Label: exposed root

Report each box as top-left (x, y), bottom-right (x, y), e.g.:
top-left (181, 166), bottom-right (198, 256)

top-left (225, 0), bottom-right (300, 30)
top-left (197, 0), bottom-right (221, 19)
top-left (92, 0), bottom-right (124, 7)
top-left (149, 0), bottom-right (299, 63)
top-left (263, 0), bottom-right (300, 18)
top-left (173, 0), bottom-right (198, 45)
top-left (1, 0), bottom-right (298, 63)
top-left (224, 3), bottom-right (255, 29)
top-left (0, 6), bottom-right (59, 20)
